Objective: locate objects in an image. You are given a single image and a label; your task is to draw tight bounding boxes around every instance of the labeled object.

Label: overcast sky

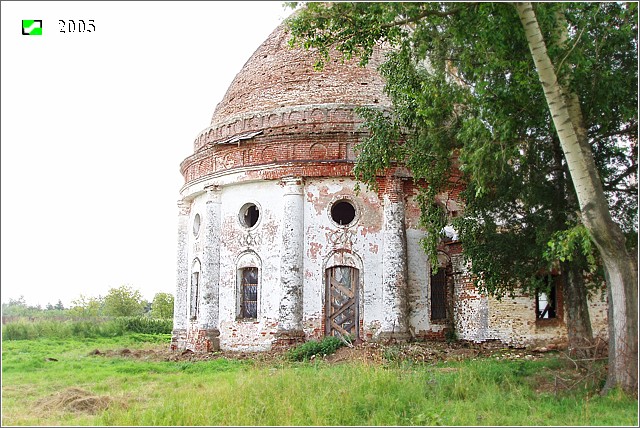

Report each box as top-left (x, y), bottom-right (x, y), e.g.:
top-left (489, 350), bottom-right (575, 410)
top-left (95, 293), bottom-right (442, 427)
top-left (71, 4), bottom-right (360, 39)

top-left (1, 1), bottom-right (294, 307)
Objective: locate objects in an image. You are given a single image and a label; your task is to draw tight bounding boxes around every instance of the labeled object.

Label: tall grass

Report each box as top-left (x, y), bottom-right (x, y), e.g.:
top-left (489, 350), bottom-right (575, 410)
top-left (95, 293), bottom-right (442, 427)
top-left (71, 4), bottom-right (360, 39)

top-left (2, 317), bottom-right (172, 340)
top-left (1, 336), bottom-right (637, 426)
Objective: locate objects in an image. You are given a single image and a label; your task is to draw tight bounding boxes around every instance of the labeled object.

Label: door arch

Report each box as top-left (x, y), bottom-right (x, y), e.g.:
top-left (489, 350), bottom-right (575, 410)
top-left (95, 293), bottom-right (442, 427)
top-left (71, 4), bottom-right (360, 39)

top-left (325, 266), bottom-right (359, 339)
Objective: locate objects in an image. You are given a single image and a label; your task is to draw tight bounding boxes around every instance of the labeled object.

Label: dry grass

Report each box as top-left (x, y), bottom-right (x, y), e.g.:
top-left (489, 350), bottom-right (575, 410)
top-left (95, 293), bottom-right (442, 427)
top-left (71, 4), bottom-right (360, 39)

top-left (35, 387), bottom-right (125, 415)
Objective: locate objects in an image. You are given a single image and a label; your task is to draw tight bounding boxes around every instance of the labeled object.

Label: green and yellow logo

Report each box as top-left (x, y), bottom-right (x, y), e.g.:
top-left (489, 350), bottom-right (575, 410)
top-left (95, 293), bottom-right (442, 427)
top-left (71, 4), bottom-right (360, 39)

top-left (22, 20), bottom-right (42, 35)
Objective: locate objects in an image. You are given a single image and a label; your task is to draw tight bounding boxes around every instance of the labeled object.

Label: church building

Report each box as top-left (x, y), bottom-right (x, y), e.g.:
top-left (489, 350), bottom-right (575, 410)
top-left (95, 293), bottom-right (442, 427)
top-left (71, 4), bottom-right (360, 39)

top-left (172, 22), bottom-right (607, 352)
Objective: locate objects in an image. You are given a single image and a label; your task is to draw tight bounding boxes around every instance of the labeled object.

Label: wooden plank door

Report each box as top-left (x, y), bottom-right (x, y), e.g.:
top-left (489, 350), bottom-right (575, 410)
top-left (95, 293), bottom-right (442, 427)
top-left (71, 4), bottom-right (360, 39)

top-left (325, 266), bottom-right (359, 339)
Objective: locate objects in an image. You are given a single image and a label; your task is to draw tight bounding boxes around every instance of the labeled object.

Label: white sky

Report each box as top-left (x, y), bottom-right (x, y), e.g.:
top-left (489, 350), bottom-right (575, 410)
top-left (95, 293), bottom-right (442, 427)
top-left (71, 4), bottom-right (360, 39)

top-left (1, 1), bottom-right (294, 307)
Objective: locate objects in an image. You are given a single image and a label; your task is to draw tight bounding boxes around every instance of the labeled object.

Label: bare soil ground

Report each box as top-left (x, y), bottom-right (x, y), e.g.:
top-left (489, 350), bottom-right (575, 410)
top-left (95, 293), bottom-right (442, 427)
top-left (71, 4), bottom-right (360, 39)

top-left (87, 339), bottom-right (564, 365)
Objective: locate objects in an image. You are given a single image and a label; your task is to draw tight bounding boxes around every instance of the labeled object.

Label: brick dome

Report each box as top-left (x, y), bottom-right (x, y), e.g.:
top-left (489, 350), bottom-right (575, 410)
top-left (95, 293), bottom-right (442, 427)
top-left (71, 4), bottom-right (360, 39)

top-left (181, 22), bottom-right (391, 187)
top-left (210, 22), bottom-right (391, 126)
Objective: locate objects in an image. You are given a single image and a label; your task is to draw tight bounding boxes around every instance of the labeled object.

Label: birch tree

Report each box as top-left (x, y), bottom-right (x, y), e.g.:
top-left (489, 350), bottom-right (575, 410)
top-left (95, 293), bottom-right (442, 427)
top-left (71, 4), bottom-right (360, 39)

top-left (286, 1), bottom-right (638, 394)
top-left (514, 1), bottom-right (637, 394)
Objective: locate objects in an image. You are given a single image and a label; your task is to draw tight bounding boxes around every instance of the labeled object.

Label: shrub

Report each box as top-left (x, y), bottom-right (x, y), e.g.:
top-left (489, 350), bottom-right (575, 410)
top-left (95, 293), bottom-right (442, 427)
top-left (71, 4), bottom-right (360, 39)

top-left (114, 317), bottom-right (173, 334)
top-left (287, 335), bottom-right (345, 361)
top-left (2, 322), bottom-right (35, 340)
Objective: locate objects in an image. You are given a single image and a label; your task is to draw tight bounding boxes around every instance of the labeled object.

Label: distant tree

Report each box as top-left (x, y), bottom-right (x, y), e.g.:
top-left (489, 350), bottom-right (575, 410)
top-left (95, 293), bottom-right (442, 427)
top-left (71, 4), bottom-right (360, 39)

top-left (2, 296), bottom-right (29, 316)
top-left (150, 292), bottom-right (174, 319)
top-left (102, 285), bottom-right (145, 317)
top-left (54, 300), bottom-right (65, 311)
top-left (69, 294), bottom-right (104, 317)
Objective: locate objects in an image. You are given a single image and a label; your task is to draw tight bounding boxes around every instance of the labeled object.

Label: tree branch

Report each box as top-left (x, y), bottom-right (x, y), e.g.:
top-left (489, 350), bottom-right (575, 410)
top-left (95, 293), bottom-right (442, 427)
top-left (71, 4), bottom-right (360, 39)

top-left (604, 165), bottom-right (638, 190)
top-left (380, 7), bottom-right (462, 30)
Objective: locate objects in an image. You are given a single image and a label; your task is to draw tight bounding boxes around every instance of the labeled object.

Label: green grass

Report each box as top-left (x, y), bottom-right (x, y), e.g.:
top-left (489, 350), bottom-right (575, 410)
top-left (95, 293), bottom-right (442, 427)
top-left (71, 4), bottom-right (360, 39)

top-left (1, 335), bottom-right (637, 426)
top-left (2, 317), bottom-right (172, 340)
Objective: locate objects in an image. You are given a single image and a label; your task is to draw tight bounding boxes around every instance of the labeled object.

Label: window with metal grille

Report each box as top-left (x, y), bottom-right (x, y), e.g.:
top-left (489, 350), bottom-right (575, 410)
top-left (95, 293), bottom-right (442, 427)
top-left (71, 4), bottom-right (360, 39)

top-left (190, 271), bottom-right (199, 319)
top-left (430, 269), bottom-right (447, 321)
top-left (240, 267), bottom-right (258, 319)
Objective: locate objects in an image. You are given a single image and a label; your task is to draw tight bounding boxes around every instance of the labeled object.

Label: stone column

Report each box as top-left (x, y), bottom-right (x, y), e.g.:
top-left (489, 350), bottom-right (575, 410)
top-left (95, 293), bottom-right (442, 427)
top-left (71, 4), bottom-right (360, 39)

top-left (276, 176), bottom-right (305, 344)
top-left (171, 199), bottom-right (190, 350)
top-left (198, 185), bottom-right (221, 351)
top-left (380, 176), bottom-right (410, 341)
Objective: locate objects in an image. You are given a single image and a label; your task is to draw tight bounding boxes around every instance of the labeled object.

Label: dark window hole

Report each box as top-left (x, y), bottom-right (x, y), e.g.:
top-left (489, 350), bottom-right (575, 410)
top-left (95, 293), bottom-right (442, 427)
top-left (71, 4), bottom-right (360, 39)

top-left (331, 200), bottom-right (356, 225)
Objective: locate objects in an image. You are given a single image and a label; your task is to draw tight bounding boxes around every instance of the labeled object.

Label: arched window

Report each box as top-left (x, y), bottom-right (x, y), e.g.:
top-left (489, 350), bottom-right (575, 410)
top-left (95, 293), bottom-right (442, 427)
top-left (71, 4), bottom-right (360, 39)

top-left (190, 259), bottom-right (201, 320)
top-left (430, 268), bottom-right (447, 321)
top-left (236, 252), bottom-right (261, 320)
top-left (239, 267), bottom-right (258, 319)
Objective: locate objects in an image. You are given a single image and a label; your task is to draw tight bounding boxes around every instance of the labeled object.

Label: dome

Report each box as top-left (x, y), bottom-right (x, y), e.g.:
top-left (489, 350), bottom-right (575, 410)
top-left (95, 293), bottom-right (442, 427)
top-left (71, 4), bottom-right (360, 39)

top-left (210, 22), bottom-right (391, 127)
top-left (181, 21), bottom-right (391, 186)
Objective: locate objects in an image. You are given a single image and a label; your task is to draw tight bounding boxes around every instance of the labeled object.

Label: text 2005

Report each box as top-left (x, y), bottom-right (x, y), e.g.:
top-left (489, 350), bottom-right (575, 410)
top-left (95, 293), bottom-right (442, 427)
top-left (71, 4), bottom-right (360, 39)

top-left (59, 20), bottom-right (95, 33)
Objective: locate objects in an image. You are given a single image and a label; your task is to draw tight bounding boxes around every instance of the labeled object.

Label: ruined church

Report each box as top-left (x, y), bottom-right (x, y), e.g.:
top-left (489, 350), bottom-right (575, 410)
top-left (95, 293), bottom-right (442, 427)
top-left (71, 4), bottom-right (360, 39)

top-left (171, 22), bottom-right (608, 352)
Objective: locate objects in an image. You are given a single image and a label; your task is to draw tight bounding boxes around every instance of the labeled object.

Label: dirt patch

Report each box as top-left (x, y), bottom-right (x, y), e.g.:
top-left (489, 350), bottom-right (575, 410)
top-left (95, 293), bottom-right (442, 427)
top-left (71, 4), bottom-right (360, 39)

top-left (35, 387), bottom-right (124, 415)
top-left (87, 339), bottom-right (553, 366)
top-left (323, 342), bottom-right (385, 364)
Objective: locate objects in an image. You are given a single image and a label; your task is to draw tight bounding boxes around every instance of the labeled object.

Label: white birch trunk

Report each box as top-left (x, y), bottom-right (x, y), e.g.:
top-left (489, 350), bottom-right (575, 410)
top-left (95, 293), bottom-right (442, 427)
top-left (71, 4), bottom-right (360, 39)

top-left (514, 2), bottom-right (638, 394)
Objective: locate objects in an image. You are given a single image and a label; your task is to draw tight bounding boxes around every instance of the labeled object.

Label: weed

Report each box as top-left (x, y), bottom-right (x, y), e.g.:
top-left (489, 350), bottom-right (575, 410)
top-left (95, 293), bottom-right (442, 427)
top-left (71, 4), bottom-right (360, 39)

top-left (286, 336), bottom-right (344, 361)
top-left (445, 328), bottom-right (458, 343)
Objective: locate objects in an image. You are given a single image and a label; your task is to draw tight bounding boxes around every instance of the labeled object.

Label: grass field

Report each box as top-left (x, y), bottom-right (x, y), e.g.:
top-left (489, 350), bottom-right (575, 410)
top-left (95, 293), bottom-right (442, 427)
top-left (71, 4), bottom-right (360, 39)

top-left (1, 334), bottom-right (637, 426)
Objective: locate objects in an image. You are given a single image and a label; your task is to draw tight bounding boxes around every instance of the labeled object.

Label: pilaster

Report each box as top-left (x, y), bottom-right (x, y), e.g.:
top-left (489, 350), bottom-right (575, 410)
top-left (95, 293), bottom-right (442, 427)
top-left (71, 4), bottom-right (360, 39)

top-left (275, 176), bottom-right (305, 343)
top-left (171, 199), bottom-right (191, 350)
top-left (379, 176), bottom-right (410, 341)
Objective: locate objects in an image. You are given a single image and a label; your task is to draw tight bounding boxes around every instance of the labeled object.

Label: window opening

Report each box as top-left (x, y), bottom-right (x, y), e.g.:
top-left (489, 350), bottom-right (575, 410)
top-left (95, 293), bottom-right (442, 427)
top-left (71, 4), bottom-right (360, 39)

top-left (240, 267), bottom-right (258, 319)
top-left (536, 282), bottom-right (557, 319)
top-left (190, 271), bottom-right (199, 319)
top-left (240, 203), bottom-right (260, 228)
top-left (192, 213), bottom-right (201, 236)
top-left (430, 269), bottom-right (447, 321)
top-left (331, 200), bottom-right (356, 226)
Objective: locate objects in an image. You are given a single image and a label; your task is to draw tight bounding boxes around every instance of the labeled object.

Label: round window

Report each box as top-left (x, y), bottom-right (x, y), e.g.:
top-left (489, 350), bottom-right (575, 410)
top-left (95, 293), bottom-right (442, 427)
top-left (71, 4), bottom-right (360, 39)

top-left (331, 200), bottom-right (356, 226)
top-left (192, 213), bottom-right (201, 236)
top-left (239, 203), bottom-right (260, 228)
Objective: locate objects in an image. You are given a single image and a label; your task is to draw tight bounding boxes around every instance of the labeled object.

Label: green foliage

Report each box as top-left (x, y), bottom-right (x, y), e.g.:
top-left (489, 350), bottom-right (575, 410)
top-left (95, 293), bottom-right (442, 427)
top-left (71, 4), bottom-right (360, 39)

top-left (2, 318), bottom-right (124, 340)
top-left (545, 224), bottom-right (599, 271)
top-left (114, 317), bottom-right (173, 335)
top-left (150, 292), bottom-right (174, 319)
top-left (445, 328), bottom-right (458, 343)
top-left (68, 294), bottom-right (105, 317)
top-left (286, 2), bottom-right (638, 298)
top-left (45, 300), bottom-right (65, 311)
top-left (1, 316), bottom-right (171, 340)
top-left (127, 333), bottom-right (172, 343)
top-left (1, 296), bottom-right (44, 317)
top-left (103, 285), bottom-right (145, 317)
top-left (286, 335), bottom-right (346, 361)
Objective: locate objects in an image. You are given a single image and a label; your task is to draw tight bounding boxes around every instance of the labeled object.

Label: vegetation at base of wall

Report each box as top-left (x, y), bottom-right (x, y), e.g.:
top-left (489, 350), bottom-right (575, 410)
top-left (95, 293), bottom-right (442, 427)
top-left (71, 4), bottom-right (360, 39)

top-left (286, 335), bottom-right (347, 361)
top-left (1, 336), bottom-right (637, 426)
top-left (2, 316), bottom-right (173, 340)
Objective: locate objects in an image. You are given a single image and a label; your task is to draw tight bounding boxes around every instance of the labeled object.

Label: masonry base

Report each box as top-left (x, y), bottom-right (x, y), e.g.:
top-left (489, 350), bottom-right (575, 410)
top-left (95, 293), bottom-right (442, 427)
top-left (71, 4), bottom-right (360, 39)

top-left (170, 328), bottom-right (187, 351)
top-left (376, 331), bottom-right (412, 344)
top-left (272, 329), bottom-right (306, 349)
